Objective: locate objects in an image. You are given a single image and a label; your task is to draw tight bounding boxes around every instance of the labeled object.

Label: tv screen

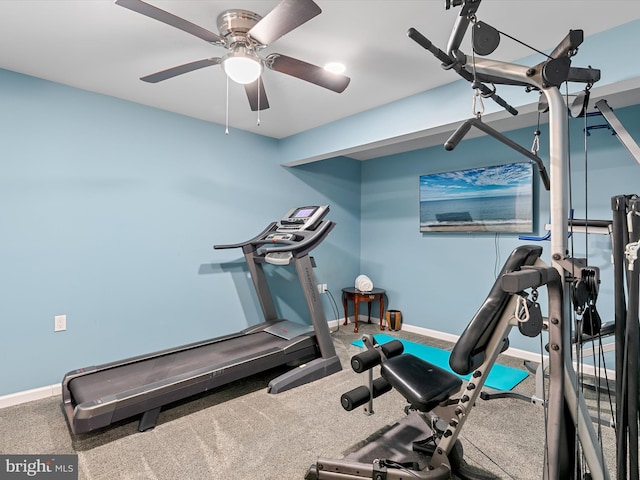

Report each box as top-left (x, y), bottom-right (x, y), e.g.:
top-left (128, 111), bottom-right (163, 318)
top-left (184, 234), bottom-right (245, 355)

top-left (419, 162), bottom-right (534, 233)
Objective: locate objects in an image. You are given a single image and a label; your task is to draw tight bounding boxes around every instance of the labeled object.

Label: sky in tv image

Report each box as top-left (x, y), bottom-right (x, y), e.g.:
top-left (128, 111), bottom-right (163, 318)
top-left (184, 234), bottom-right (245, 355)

top-left (419, 162), bottom-right (533, 233)
top-left (420, 162), bottom-right (532, 201)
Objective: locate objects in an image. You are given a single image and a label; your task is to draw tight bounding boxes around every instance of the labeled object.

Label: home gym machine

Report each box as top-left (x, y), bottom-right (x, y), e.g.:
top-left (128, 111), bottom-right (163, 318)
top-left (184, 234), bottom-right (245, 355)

top-left (306, 245), bottom-right (559, 480)
top-left (62, 205), bottom-right (341, 434)
top-left (306, 0), bottom-right (628, 478)
top-left (482, 82), bottom-right (640, 480)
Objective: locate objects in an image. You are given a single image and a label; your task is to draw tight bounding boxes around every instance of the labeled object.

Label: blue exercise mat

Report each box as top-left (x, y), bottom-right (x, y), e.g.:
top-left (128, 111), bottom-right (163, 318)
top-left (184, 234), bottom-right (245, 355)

top-left (352, 334), bottom-right (528, 391)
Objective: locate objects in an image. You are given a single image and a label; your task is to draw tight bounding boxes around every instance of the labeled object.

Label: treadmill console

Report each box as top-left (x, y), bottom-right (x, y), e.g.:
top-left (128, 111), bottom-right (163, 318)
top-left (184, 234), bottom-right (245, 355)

top-left (214, 205), bottom-right (333, 266)
top-left (276, 205), bottom-right (329, 232)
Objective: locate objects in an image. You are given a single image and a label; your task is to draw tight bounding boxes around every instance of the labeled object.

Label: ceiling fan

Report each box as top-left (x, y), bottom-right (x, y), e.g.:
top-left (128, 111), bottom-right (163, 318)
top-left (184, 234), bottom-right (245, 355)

top-left (115, 0), bottom-right (351, 111)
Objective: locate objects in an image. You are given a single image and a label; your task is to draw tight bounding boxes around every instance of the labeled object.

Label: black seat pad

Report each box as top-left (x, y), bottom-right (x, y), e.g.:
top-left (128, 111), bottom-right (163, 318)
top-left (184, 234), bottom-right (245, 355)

top-left (381, 354), bottom-right (462, 412)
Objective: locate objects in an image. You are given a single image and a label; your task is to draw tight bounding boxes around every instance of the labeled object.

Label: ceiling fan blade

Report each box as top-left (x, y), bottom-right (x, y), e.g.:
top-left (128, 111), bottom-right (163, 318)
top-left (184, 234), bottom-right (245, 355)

top-left (265, 54), bottom-right (350, 93)
top-left (244, 78), bottom-right (270, 111)
top-left (141, 58), bottom-right (221, 83)
top-left (248, 0), bottom-right (321, 45)
top-left (115, 0), bottom-right (226, 45)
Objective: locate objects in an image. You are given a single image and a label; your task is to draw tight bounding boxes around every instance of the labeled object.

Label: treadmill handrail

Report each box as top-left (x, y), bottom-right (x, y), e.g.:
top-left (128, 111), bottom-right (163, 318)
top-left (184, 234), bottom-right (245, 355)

top-left (215, 219), bottom-right (334, 256)
top-left (252, 238), bottom-right (296, 247)
top-left (213, 222), bottom-right (278, 250)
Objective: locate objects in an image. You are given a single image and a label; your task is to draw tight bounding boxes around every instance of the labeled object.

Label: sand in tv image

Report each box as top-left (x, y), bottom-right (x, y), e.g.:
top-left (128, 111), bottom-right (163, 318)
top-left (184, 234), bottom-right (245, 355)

top-left (420, 162), bottom-right (534, 233)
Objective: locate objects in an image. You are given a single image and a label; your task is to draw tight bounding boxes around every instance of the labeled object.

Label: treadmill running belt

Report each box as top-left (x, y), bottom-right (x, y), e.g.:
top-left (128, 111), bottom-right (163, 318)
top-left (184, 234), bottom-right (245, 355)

top-left (69, 332), bottom-right (301, 404)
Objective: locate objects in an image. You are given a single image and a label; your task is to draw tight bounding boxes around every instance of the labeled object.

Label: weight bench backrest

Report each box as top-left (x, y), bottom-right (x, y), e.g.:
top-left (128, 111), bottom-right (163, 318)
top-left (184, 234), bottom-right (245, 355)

top-left (449, 245), bottom-right (543, 376)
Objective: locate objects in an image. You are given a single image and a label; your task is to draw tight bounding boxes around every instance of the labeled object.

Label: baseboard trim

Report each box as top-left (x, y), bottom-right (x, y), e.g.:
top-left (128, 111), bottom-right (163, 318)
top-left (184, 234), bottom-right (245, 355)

top-left (0, 384), bottom-right (61, 409)
top-left (331, 318), bottom-right (543, 363)
top-left (0, 321), bottom-right (612, 409)
top-left (340, 320), bottom-right (616, 379)
top-left (400, 323), bottom-right (545, 364)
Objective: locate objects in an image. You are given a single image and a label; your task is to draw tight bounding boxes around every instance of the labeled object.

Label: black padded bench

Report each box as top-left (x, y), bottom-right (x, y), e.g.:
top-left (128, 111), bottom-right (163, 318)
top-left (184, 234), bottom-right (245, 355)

top-left (381, 354), bottom-right (462, 412)
top-left (379, 245), bottom-right (543, 412)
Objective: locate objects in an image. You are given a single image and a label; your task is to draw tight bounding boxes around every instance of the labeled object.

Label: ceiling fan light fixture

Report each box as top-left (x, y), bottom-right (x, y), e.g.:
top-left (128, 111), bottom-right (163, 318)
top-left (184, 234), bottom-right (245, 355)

top-left (222, 49), bottom-right (263, 85)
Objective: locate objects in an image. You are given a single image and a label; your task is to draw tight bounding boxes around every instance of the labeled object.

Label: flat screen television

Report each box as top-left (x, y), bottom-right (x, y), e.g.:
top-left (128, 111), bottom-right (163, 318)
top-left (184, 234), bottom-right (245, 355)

top-left (419, 162), bottom-right (534, 233)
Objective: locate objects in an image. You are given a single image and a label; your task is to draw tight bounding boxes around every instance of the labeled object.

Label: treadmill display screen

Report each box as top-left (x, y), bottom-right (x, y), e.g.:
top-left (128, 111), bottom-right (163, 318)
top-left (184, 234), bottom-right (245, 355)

top-left (277, 205), bottom-right (328, 231)
top-left (293, 207), bottom-right (317, 219)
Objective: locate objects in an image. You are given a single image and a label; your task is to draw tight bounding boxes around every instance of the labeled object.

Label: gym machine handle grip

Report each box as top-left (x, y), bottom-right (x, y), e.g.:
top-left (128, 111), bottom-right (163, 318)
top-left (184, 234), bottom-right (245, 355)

top-left (407, 27), bottom-right (518, 116)
top-left (444, 118), bottom-right (473, 151)
top-left (445, 117), bottom-right (551, 191)
top-left (407, 27), bottom-right (451, 65)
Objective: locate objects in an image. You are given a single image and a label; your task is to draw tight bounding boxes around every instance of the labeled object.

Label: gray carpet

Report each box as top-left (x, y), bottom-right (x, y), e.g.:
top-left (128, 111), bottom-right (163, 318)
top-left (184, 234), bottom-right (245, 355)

top-left (0, 324), bottom-right (617, 479)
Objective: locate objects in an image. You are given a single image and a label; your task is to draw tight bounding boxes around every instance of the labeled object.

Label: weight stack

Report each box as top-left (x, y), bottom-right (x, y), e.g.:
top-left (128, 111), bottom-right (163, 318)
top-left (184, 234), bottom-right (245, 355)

top-left (385, 310), bottom-right (402, 331)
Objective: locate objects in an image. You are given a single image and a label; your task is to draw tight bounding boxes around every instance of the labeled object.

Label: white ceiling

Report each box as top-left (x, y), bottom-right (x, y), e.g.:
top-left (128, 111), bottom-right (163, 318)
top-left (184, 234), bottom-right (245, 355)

top-left (1, 0), bottom-right (640, 140)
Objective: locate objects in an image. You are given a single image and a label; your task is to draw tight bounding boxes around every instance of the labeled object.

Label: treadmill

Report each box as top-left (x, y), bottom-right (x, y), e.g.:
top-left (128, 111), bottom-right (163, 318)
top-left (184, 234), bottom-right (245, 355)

top-left (62, 205), bottom-right (342, 434)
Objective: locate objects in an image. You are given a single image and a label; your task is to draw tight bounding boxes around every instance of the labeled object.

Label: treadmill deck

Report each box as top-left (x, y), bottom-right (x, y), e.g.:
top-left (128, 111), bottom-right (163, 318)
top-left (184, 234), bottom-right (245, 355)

top-left (64, 329), bottom-right (318, 433)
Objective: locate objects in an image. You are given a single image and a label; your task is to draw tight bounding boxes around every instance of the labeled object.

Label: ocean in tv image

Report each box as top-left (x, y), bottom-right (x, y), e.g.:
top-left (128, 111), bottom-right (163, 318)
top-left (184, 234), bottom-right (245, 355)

top-left (420, 162), bottom-right (533, 232)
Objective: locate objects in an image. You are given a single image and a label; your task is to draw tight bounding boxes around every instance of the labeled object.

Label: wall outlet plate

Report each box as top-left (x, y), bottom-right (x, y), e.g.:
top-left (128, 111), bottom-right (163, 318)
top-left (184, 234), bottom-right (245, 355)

top-left (54, 315), bottom-right (67, 332)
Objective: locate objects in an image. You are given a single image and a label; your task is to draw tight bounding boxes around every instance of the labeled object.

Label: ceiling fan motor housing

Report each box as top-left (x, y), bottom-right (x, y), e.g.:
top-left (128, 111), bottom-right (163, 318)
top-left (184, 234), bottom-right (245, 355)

top-left (217, 9), bottom-right (264, 48)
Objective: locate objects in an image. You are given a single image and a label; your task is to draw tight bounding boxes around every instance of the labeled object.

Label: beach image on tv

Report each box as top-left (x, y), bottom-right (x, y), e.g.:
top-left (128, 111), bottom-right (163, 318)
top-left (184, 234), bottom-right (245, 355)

top-left (420, 162), bottom-right (533, 233)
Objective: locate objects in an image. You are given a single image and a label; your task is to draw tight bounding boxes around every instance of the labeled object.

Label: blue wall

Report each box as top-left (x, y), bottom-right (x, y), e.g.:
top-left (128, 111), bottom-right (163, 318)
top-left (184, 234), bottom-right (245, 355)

top-left (2, 21), bottom-right (640, 395)
top-left (280, 20), bottom-right (640, 165)
top-left (0, 69), bottom-right (361, 395)
top-left (359, 104), bottom-right (640, 352)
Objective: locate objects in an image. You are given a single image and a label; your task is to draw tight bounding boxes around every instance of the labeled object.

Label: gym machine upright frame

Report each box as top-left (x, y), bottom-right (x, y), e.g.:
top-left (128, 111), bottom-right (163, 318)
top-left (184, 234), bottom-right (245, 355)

top-left (306, 0), bottom-right (617, 478)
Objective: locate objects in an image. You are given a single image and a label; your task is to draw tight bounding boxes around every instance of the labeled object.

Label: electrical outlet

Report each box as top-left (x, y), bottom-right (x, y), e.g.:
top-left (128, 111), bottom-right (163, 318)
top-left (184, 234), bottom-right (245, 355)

top-left (54, 314), bottom-right (67, 332)
top-left (317, 283), bottom-right (328, 294)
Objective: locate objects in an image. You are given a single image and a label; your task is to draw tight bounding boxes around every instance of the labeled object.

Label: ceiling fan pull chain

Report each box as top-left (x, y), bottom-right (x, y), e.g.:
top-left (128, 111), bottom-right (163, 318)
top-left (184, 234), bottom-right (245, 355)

top-left (257, 84), bottom-right (261, 126)
top-left (225, 75), bottom-right (230, 135)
